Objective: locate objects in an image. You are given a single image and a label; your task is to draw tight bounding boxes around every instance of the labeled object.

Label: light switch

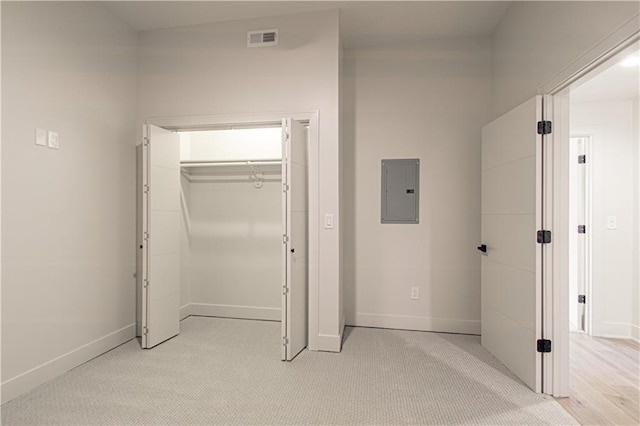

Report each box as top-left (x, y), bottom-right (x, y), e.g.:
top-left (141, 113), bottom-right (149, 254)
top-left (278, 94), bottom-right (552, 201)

top-left (47, 131), bottom-right (59, 149)
top-left (324, 214), bottom-right (334, 229)
top-left (607, 216), bottom-right (617, 230)
top-left (35, 128), bottom-right (47, 146)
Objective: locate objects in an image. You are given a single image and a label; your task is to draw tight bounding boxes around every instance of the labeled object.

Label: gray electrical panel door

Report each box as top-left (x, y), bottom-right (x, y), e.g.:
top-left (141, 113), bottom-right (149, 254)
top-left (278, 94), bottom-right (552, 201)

top-left (381, 159), bottom-right (419, 224)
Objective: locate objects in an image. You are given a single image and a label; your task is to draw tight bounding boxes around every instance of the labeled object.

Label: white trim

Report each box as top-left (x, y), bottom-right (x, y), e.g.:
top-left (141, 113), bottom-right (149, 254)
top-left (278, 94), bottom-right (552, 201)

top-left (179, 303), bottom-right (193, 320)
top-left (539, 15), bottom-right (640, 95)
top-left (1, 324), bottom-right (135, 404)
top-left (147, 110), bottom-right (321, 351)
top-left (632, 324), bottom-right (640, 342)
top-left (349, 313), bottom-right (480, 335)
top-left (598, 322), bottom-right (637, 339)
top-left (187, 303), bottom-right (281, 322)
top-left (546, 33), bottom-right (640, 397)
top-left (315, 333), bottom-right (343, 352)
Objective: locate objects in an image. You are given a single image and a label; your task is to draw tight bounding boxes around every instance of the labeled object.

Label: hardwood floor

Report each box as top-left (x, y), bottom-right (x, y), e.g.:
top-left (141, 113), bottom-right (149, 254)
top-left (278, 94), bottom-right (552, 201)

top-left (557, 332), bottom-right (639, 425)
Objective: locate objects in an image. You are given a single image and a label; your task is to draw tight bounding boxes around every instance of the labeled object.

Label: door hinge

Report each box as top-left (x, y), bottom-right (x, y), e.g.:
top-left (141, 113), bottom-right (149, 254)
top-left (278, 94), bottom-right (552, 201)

top-left (537, 339), bottom-right (552, 353)
top-left (143, 137), bottom-right (149, 146)
top-left (578, 294), bottom-right (586, 304)
top-left (537, 230), bottom-right (552, 244)
top-left (282, 183), bottom-right (289, 192)
top-left (282, 337), bottom-right (289, 346)
top-left (143, 232), bottom-right (149, 241)
top-left (578, 225), bottom-right (586, 234)
top-left (537, 120), bottom-right (552, 135)
top-left (282, 234), bottom-right (289, 244)
top-left (578, 155), bottom-right (586, 164)
top-left (143, 184), bottom-right (150, 194)
top-left (143, 327), bottom-right (149, 336)
top-left (282, 285), bottom-right (289, 295)
top-left (143, 279), bottom-right (149, 289)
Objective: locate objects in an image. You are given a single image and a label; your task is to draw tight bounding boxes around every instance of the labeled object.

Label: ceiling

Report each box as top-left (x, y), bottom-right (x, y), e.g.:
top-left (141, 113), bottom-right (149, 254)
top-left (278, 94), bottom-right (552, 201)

top-left (102, 1), bottom-right (512, 48)
top-left (571, 47), bottom-right (640, 103)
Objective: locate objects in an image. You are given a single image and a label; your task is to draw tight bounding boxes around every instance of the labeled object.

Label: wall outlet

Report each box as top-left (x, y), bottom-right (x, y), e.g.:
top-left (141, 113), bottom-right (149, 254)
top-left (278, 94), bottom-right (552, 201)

top-left (606, 216), bottom-right (617, 230)
top-left (410, 286), bottom-right (419, 300)
top-left (47, 131), bottom-right (59, 149)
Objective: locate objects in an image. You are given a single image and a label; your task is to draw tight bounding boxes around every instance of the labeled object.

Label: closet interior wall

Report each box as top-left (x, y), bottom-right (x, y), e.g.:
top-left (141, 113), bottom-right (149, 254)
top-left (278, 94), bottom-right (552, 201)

top-left (180, 129), bottom-right (283, 321)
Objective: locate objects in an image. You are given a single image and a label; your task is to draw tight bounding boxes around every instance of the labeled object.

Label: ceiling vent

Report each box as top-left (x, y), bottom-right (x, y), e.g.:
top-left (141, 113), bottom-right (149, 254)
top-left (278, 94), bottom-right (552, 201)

top-left (247, 29), bottom-right (278, 47)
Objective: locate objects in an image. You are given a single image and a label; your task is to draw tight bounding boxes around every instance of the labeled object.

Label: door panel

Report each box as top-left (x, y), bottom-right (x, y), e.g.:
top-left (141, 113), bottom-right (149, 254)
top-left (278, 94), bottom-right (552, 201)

top-left (142, 124), bottom-right (181, 349)
top-left (481, 96), bottom-right (543, 392)
top-left (282, 118), bottom-right (308, 361)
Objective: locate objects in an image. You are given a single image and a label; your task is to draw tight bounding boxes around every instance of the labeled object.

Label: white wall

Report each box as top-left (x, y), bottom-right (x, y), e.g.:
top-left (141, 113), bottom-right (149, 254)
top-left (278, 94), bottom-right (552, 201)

top-left (187, 176), bottom-right (282, 320)
top-left (491, 1), bottom-right (639, 119)
top-left (342, 37), bottom-right (491, 334)
top-left (1, 2), bottom-right (138, 402)
top-left (181, 128), bottom-right (282, 162)
top-left (137, 10), bottom-right (342, 350)
top-left (633, 98), bottom-right (640, 341)
top-left (571, 100), bottom-right (637, 338)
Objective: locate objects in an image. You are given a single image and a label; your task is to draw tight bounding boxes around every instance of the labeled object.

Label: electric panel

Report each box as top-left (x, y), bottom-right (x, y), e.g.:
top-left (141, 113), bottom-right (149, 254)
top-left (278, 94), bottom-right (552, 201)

top-left (381, 159), bottom-right (419, 224)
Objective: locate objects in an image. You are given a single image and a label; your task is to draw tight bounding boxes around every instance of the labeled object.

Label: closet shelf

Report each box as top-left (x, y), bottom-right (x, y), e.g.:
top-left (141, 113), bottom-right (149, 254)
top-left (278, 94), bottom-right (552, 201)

top-left (180, 159), bottom-right (282, 183)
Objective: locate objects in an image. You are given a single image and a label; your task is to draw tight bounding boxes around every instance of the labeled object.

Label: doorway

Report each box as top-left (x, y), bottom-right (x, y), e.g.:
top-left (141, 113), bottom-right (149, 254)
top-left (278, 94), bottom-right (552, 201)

top-left (136, 114), bottom-right (314, 361)
top-left (545, 39), bottom-right (640, 422)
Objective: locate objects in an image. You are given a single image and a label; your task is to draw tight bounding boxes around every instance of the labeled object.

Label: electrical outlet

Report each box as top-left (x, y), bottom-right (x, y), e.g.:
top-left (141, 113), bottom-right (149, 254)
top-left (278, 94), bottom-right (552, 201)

top-left (47, 131), bottom-right (59, 149)
top-left (607, 216), bottom-right (617, 230)
top-left (410, 287), bottom-right (419, 300)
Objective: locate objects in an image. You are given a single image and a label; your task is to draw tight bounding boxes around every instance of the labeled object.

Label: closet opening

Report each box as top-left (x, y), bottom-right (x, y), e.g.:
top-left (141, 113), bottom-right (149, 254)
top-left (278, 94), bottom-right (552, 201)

top-left (137, 117), bottom-right (310, 361)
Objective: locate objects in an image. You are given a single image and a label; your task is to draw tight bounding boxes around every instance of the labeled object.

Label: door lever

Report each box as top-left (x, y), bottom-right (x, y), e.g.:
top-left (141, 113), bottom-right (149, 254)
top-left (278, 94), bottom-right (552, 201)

top-left (477, 244), bottom-right (487, 253)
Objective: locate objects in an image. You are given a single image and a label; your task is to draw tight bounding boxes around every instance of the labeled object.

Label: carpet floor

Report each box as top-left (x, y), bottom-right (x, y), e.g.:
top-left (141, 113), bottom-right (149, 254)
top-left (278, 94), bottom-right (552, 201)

top-left (1, 316), bottom-right (578, 425)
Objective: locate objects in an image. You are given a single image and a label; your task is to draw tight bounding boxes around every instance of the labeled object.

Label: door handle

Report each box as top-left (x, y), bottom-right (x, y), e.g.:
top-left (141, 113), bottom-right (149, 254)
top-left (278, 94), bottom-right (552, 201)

top-left (477, 244), bottom-right (487, 253)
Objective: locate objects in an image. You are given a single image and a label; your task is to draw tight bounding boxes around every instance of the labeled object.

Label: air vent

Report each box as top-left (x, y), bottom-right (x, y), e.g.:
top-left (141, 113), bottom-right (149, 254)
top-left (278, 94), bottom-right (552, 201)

top-left (247, 29), bottom-right (279, 47)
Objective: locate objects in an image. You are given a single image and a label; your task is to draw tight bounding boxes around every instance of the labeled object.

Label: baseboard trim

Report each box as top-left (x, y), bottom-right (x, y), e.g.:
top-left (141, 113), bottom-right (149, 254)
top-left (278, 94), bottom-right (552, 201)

top-left (187, 303), bottom-right (281, 321)
top-left (180, 303), bottom-right (193, 320)
top-left (349, 313), bottom-right (481, 335)
top-left (315, 333), bottom-right (343, 352)
top-left (1, 323), bottom-right (135, 404)
top-left (631, 324), bottom-right (640, 342)
top-left (599, 321), bottom-right (635, 339)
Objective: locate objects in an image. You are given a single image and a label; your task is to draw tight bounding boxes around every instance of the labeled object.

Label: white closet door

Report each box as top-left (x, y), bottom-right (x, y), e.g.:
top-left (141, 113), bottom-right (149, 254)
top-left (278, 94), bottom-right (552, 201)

top-left (141, 124), bottom-right (181, 348)
top-left (480, 96), bottom-right (544, 392)
top-left (281, 118), bottom-right (308, 361)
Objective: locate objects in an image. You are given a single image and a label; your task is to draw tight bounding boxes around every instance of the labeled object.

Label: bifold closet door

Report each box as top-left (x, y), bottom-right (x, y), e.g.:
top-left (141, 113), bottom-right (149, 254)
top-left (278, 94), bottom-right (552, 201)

top-left (141, 124), bottom-right (181, 348)
top-left (281, 118), bottom-right (308, 361)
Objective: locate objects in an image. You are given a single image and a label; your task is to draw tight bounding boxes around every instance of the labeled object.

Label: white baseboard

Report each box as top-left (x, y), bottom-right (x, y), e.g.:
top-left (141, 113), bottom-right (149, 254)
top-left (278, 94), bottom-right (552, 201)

top-left (1, 323), bottom-right (135, 404)
top-left (180, 303), bottom-right (193, 320)
top-left (631, 324), bottom-right (640, 342)
top-left (598, 321), bottom-right (635, 339)
top-left (315, 333), bottom-right (343, 352)
top-left (349, 312), bottom-right (481, 335)
top-left (187, 303), bottom-right (281, 321)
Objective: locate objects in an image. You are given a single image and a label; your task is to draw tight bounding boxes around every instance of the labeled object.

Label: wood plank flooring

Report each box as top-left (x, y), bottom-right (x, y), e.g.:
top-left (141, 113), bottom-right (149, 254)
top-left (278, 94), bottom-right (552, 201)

top-left (557, 332), bottom-right (639, 425)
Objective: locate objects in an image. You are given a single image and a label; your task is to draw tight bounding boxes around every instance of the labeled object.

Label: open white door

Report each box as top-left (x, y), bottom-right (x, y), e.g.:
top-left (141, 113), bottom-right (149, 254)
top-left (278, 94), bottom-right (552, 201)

top-left (281, 118), bottom-right (308, 361)
top-left (480, 96), bottom-right (546, 392)
top-left (141, 124), bottom-right (181, 348)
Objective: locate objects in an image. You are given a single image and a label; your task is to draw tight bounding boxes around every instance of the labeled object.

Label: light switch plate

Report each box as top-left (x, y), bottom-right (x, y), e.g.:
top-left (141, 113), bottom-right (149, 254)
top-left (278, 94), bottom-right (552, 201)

top-left (607, 216), bottom-right (617, 230)
top-left (47, 131), bottom-right (59, 149)
top-left (324, 214), bottom-right (334, 229)
top-left (35, 128), bottom-right (47, 146)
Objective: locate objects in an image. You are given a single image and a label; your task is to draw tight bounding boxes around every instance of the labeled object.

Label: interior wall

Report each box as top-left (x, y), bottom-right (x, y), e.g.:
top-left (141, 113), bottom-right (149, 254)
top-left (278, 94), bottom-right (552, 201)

top-left (571, 99), bottom-right (636, 338)
top-left (342, 37), bottom-right (491, 334)
top-left (180, 173), bottom-right (191, 315)
top-left (137, 10), bottom-right (341, 350)
top-left (1, 2), bottom-right (138, 402)
top-left (188, 177), bottom-right (282, 319)
top-left (491, 1), bottom-right (639, 119)
top-left (633, 98), bottom-right (640, 341)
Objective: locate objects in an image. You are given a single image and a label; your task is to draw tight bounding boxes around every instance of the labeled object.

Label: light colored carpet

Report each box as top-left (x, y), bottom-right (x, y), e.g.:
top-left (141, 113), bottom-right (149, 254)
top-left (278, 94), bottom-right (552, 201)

top-left (1, 317), bottom-right (578, 425)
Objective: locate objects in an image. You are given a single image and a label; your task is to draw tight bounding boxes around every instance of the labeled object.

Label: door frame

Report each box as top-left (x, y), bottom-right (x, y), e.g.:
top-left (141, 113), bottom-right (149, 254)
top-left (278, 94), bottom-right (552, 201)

top-left (539, 24), bottom-right (639, 396)
top-left (144, 110), bottom-right (319, 350)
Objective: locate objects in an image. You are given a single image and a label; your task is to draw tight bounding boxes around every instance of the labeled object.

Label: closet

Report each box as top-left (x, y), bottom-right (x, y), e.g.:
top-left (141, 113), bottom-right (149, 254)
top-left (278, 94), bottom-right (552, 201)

top-left (137, 119), bottom-right (308, 361)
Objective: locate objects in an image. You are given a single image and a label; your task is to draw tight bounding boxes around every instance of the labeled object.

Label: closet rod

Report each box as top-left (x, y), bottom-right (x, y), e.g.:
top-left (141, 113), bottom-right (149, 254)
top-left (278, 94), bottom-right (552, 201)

top-left (180, 160), bottom-right (281, 167)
